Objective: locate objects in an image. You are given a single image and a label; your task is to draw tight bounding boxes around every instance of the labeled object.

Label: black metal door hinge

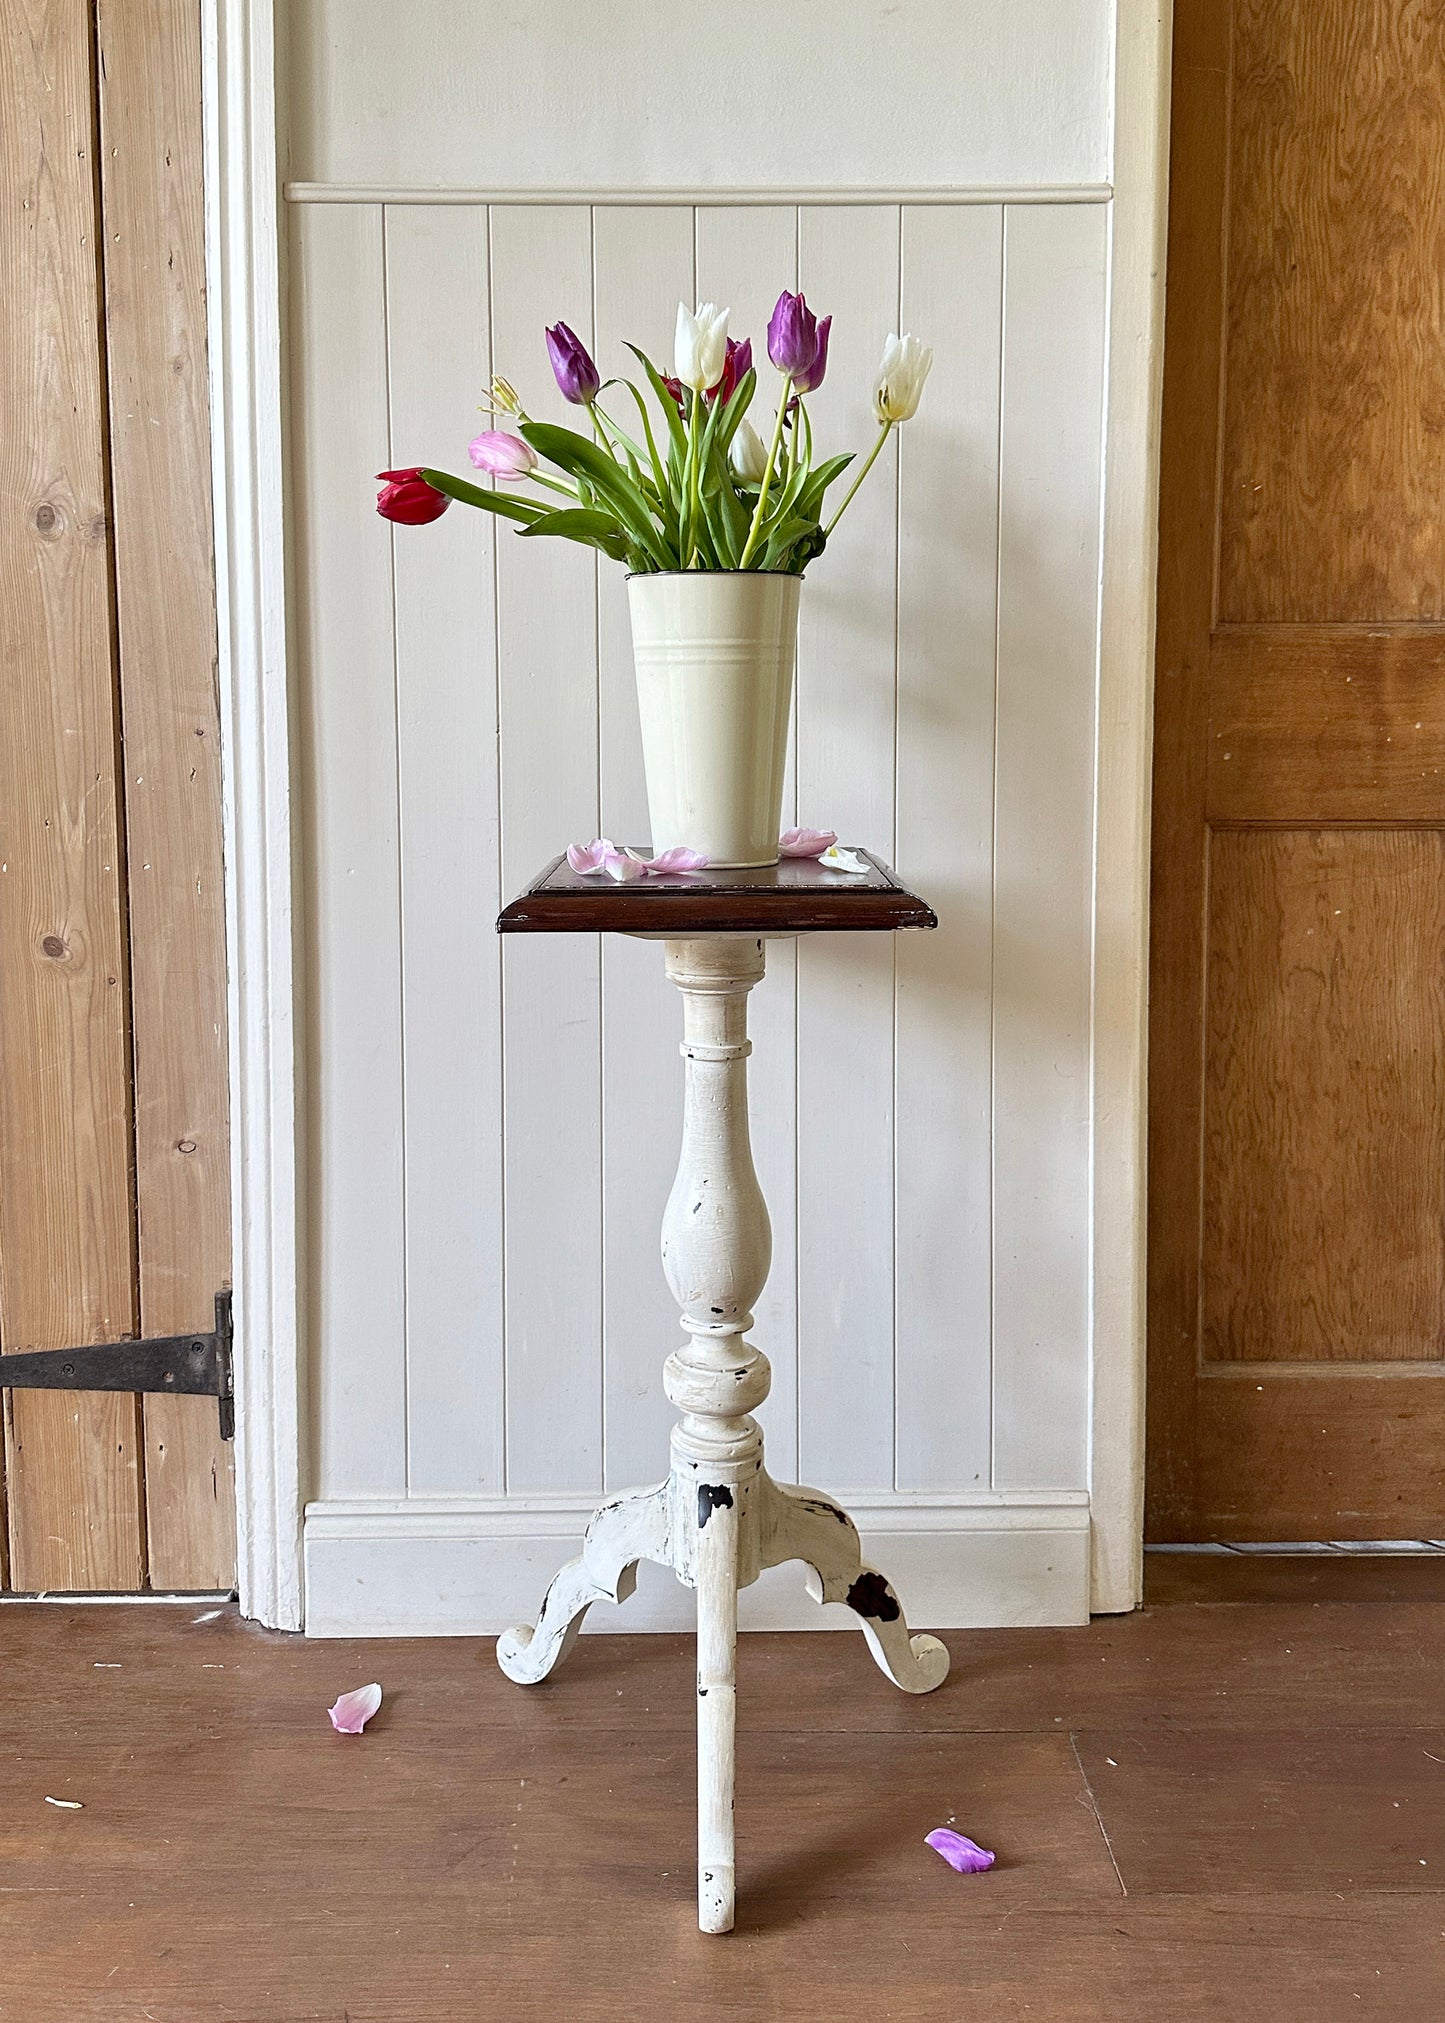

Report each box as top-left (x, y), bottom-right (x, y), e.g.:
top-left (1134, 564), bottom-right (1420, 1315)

top-left (1, 1291), bottom-right (234, 1440)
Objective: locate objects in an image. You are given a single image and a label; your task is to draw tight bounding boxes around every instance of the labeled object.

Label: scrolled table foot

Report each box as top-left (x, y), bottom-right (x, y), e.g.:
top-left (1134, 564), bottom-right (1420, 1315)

top-left (762, 1479), bottom-right (950, 1695)
top-left (496, 1478), bottom-right (669, 1684)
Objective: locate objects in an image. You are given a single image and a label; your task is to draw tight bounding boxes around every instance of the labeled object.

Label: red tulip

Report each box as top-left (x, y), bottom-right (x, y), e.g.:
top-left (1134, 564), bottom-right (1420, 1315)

top-left (376, 468), bottom-right (449, 525)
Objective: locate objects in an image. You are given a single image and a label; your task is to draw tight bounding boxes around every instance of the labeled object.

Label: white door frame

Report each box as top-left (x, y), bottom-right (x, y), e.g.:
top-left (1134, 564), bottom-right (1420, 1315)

top-left (203, 0), bottom-right (303, 1629)
top-left (202, 0), bottom-right (1169, 1631)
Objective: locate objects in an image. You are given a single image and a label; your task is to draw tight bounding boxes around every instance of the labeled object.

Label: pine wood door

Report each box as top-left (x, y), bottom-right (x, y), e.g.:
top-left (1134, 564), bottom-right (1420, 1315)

top-left (0, 0), bottom-right (234, 1590)
top-left (1148, 0), bottom-right (1445, 1539)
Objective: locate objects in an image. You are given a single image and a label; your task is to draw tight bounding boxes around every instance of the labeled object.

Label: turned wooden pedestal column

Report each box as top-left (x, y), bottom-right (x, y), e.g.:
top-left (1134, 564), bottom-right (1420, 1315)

top-left (495, 852), bottom-right (949, 1934)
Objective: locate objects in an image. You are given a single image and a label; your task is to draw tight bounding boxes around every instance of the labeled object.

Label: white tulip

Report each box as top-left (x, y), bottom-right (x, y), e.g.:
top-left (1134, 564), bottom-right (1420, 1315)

top-left (873, 332), bottom-right (933, 424)
top-left (675, 300), bottom-right (730, 394)
top-left (729, 418), bottom-right (769, 485)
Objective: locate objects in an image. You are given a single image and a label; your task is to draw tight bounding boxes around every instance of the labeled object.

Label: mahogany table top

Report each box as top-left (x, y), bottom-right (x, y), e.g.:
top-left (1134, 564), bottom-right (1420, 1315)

top-left (496, 849), bottom-right (937, 936)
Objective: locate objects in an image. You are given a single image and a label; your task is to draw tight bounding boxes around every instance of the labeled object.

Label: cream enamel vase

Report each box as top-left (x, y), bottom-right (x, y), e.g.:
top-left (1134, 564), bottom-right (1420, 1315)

top-left (627, 570), bottom-right (802, 868)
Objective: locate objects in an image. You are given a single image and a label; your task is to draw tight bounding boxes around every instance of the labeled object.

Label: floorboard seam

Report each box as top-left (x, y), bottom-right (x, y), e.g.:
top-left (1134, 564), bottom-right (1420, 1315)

top-left (1069, 1730), bottom-right (1128, 1898)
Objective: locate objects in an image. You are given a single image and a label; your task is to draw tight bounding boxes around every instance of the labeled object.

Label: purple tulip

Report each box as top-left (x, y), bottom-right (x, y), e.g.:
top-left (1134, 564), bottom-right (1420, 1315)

top-left (544, 321), bottom-right (600, 405)
top-left (793, 314), bottom-right (831, 394)
top-left (767, 290), bottom-right (819, 379)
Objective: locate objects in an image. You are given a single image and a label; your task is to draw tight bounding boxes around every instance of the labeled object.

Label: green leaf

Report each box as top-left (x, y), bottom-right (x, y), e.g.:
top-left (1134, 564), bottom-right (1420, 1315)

top-left (794, 451), bottom-right (854, 525)
top-left (714, 369), bottom-right (757, 457)
top-left (625, 343), bottom-right (688, 460)
top-left (420, 468), bottom-right (547, 524)
top-left (518, 507), bottom-right (631, 563)
top-left (616, 377), bottom-right (672, 508)
top-left (519, 420), bottom-right (675, 569)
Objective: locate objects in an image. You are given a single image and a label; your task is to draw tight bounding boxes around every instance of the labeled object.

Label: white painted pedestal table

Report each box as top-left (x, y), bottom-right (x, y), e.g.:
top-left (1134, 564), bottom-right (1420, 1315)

top-left (495, 850), bottom-right (950, 1933)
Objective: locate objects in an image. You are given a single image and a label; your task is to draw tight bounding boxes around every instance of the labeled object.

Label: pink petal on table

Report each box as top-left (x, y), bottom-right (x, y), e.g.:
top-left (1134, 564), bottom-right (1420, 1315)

top-left (603, 849), bottom-right (647, 882)
top-left (644, 847), bottom-right (710, 874)
top-left (924, 1828), bottom-right (995, 1874)
top-left (567, 839), bottom-right (618, 875)
top-left (328, 1683), bottom-right (383, 1734)
top-left (779, 827), bottom-right (837, 858)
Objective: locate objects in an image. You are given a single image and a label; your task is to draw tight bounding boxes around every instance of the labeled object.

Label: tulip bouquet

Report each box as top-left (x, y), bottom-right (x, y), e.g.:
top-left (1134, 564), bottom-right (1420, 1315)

top-left (376, 290), bottom-right (932, 576)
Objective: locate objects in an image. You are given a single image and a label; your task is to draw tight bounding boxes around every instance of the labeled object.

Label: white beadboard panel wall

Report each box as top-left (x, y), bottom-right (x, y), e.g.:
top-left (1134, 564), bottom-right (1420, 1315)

top-left (291, 197), bottom-right (1107, 1632)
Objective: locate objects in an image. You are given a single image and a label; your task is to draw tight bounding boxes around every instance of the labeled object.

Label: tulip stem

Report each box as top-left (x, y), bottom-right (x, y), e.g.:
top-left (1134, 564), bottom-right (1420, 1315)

top-left (822, 421), bottom-right (893, 540)
top-left (685, 390), bottom-right (704, 567)
top-left (738, 378), bottom-right (793, 569)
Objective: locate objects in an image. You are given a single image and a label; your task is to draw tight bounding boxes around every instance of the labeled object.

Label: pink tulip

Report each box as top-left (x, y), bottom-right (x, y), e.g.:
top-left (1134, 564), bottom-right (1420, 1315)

top-left (468, 430), bottom-right (538, 479)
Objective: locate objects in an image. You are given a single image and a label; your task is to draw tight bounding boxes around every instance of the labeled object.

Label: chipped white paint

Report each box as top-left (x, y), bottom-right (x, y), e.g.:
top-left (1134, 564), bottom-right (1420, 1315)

top-left (497, 940), bottom-right (947, 1934)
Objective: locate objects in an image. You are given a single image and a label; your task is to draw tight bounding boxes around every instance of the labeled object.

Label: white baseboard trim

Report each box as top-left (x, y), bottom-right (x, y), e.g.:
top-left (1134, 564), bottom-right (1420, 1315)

top-left (302, 1491), bottom-right (1091, 1637)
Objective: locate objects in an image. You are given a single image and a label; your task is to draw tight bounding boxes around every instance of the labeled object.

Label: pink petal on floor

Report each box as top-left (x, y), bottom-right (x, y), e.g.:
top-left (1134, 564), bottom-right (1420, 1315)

top-left (644, 847), bottom-right (710, 874)
top-left (779, 826), bottom-right (837, 857)
top-left (328, 1683), bottom-right (383, 1734)
top-left (924, 1828), bottom-right (995, 1873)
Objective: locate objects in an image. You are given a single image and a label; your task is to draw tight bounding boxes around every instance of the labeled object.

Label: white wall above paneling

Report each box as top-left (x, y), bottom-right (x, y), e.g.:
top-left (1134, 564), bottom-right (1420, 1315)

top-left (286, 0), bottom-right (1114, 193)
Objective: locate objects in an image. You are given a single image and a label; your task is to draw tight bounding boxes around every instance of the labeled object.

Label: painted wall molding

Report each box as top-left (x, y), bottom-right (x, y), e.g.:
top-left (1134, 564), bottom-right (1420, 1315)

top-left (283, 182), bottom-right (1116, 208)
top-left (202, 0), bottom-right (305, 1630)
top-left (303, 1492), bottom-right (1092, 1636)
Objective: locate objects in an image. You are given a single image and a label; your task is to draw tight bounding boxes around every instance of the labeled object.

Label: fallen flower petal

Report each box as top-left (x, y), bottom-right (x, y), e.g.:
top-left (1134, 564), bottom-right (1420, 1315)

top-left (44, 1796), bottom-right (84, 1810)
top-left (567, 838), bottom-right (619, 875)
top-left (568, 840), bottom-right (709, 879)
top-left (328, 1683), bottom-right (383, 1734)
top-left (779, 827), bottom-right (837, 858)
top-left (645, 847), bottom-right (710, 874)
top-left (925, 1828), bottom-right (994, 1873)
top-left (818, 844), bottom-right (869, 876)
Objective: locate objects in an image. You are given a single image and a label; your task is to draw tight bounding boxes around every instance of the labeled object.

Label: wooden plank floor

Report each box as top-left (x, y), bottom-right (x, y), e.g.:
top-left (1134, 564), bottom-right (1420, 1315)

top-left (3, 1563), bottom-right (1445, 2021)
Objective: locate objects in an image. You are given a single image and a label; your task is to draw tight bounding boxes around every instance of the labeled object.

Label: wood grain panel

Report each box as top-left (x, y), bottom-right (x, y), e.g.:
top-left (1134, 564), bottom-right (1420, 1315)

top-left (0, 0), bottom-right (144, 1589)
top-left (291, 203), bottom-right (407, 1498)
top-left (94, 0), bottom-right (235, 1588)
top-left (1194, 1365), bottom-right (1445, 1538)
top-left (1207, 626), bottom-right (1445, 823)
top-left (1145, 0), bottom-right (1232, 1533)
top-left (382, 205), bottom-right (504, 1494)
top-left (1218, 1), bottom-right (1445, 623)
top-left (894, 203), bottom-right (1001, 1493)
top-left (1203, 828), bottom-right (1445, 1365)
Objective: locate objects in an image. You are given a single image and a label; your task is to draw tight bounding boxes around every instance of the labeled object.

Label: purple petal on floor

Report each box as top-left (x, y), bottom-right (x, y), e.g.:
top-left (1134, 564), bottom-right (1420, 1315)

top-left (924, 1827), bottom-right (995, 1873)
top-left (328, 1683), bottom-right (383, 1734)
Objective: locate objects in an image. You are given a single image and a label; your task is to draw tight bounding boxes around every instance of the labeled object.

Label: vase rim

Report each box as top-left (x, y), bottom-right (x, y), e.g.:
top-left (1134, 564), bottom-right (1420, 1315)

top-left (626, 568), bottom-right (805, 582)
